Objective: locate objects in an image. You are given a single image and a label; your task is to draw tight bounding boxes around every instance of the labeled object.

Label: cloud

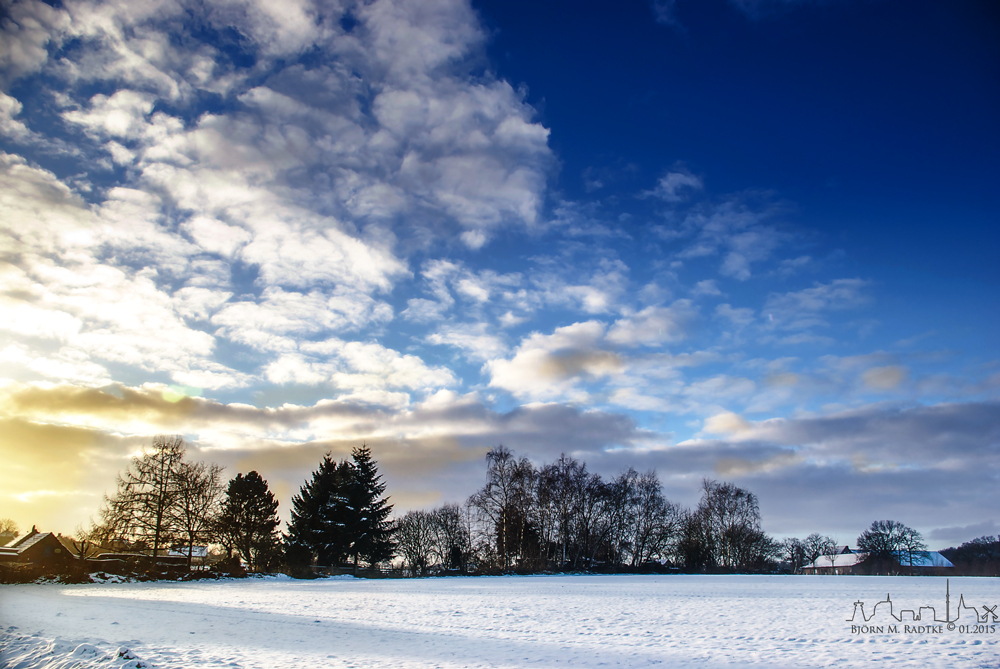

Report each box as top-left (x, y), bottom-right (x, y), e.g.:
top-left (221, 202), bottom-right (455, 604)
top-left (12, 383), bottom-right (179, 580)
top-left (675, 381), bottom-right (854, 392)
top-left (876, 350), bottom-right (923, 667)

top-left (487, 321), bottom-right (619, 401)
top-left (703, 411), bottom-right (752, 435)
top-left (0, 381), bottom-right (652, 531)
top-left (715, 303), bottom-right (755, 327)
top-left (426, 322), bottom-right (507, 362)
top-left (671, 400), bottom-right (1000, 538)
top-left (728, 0), bottom-right (827, 20)
top-left (606, 301), bottom-right (696, 347)
top-left (691, 280), bottom-right (722, 297)
top-left (645, 170), bottom-right (703, 202)
top-left (0, 0), bottom-right (560, 404)
top-left (650, 0), bottom-right (681, 27)
top-left (764, 278), bottom-right (870, 330)
top-left (660, 195), bottom-right (789, 280)
top-left (927, 520), bottom-right (999, 546)
top-left (861, 365), bottom-right (908, 391)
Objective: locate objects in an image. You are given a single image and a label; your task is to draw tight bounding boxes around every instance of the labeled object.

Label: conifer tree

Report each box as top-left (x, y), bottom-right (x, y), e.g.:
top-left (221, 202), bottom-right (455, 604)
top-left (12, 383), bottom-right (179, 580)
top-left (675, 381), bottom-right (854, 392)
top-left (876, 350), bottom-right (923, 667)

top-left (216, 471), bottom-right (281, 572)
top-left (346, 444), bottom-right (395, 573)
top-left (286, 454), bottom-right (354, 567)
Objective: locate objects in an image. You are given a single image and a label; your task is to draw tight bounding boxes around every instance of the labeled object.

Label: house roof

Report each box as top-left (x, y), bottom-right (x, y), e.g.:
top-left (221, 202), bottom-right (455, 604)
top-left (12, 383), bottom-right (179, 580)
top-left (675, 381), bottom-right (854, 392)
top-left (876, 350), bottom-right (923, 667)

top-left (9, 531), bottom-right (52, 553)
top-left (893, 550), bottom-right (954, 568)
top-left (804, 550), bottom-right (955, 569)
top-left (805, 553), bottom-right (863, 569)
top-left (168, 546), bottom-right (208, 558)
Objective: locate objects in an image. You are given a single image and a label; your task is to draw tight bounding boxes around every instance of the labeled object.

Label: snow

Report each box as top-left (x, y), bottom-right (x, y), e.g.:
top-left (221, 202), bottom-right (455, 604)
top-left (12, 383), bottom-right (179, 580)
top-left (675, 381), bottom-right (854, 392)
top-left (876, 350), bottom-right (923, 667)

top-left (806, 553), bottom-right (863, 569)
top-left (1, 574), bottom-right (998, 668)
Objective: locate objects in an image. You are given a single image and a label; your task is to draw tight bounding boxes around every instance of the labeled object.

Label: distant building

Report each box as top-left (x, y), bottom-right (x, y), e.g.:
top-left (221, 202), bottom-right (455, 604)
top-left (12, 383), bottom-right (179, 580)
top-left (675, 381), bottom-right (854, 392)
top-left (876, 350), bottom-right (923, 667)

top-left (802, 549), bottom-right (954, 574)
top-left (0, 529), bottom-right (72, 565)
top-left (802, 552), bottom-right (863, 575)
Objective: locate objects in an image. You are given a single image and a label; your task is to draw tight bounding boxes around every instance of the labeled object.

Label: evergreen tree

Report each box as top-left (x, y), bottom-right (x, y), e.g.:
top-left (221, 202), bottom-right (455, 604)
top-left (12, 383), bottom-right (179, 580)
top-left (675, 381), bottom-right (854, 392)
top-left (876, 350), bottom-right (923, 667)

top-left (216, 471), bottom-right (281, 572)
top-left (286, 454), bottom-right (354, 567)
top-left (346, 444), bottom-right (395, 573)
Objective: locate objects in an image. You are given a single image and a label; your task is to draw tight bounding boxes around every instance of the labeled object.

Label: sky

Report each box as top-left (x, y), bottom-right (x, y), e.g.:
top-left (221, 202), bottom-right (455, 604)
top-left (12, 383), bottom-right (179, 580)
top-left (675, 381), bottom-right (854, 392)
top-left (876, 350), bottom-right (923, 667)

top-left (0, 0), bottom-right (997, 549)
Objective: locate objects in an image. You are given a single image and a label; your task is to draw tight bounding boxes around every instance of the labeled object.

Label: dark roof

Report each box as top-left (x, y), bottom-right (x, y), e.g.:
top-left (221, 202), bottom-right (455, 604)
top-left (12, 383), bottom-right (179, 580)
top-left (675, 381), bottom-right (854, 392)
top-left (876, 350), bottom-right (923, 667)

top-left (10, 532), bottom-right (50, 553)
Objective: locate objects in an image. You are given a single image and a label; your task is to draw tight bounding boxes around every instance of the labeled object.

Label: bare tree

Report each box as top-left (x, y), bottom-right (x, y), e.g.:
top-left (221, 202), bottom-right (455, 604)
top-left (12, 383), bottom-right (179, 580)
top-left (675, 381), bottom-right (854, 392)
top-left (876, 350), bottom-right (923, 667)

top-left (695, 479), bottom-right (775, 570)
top-left (576, 472), bottom-right (612, 569)
top-left (899, 525), bottom-right (927, 573)
top-left (468, 445), bottom-right (522, 569)
top-left (629, 470), bottom-right (681, 567)
top-left (781, 537), bottom-right (806, 572)
top-left (396, 510), bottom-right (435, 576)
top-left (539, 454), bottom-right (586, 568)
top-left (430, 503), bottom-right (471, 570)
top-left (803, 533), bottom-right (836, 565)
top-left (698, 479), bottom-right (761, 568)
top-left (856, 520), bottom-right (927, 574)
top-left (174, 460), bottom-right (224, 569)
top-left (605, 468), bottom-right (639, 566)
top-left (94, 435), bottom-right (222, 566)
top-left (0, 518), bottom-right (18, 546)
top-left (96, 435), bottom-right (187, 556)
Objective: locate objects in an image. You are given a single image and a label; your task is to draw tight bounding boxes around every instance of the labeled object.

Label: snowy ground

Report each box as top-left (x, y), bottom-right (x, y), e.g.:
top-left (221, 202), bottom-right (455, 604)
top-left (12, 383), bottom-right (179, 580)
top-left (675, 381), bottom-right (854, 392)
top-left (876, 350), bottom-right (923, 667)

top-left (1, 574), bottom-right (998, 668)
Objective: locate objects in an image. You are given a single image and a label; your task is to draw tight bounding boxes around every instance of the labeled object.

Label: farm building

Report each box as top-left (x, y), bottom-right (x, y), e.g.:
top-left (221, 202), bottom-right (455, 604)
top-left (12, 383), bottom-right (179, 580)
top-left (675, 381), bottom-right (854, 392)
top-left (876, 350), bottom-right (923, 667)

top-left (802, 550), bottom-right (954, 574)
top-left (0, 529), bottom-right (73, 565)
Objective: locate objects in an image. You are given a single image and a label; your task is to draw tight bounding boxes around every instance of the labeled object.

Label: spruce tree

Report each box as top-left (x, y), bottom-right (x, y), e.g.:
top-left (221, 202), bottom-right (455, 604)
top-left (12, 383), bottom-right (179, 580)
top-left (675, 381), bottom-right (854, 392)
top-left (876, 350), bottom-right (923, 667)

top-left (286, 454), bottom-right (354, 567)
top-left (217, 471), bottom-right (281, 572)
top-left (347, 444), bottom-right (395, 573)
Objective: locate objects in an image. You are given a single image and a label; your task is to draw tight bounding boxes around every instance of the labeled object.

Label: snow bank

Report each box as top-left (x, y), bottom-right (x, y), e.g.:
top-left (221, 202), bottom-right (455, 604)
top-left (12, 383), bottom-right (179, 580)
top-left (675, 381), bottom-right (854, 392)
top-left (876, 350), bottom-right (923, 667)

top-left (1, 575), bottom-right (997, 668)
top-left (0, 631), bottom-right (147, 669)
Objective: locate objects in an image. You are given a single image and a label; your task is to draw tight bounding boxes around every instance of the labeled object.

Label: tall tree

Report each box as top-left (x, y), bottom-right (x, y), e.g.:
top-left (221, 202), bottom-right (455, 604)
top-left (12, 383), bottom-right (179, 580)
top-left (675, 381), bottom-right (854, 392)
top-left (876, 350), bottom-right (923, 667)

top-left (217, 471), bottom-right (281, 572)
top-left (858, 520), bottom-right (924, 572)
top-left (693, 479), bottom-right (777, 570)
top-left (857, 520), bottom-right (908, 562)
top-left (469, 445), bottom-right (520, 569)
top-left (396, 510), bottom-right (434, 576)
top-left (174, 460), bottom-right (224, 569)
top-left (346, 444), bottom-right (395, 573)
top-left (802, 533), bottom-right (837, 565)
top-left (286, 454), bottom-right (355, 567)
top-left (96, 435), bottom-right (187, 556)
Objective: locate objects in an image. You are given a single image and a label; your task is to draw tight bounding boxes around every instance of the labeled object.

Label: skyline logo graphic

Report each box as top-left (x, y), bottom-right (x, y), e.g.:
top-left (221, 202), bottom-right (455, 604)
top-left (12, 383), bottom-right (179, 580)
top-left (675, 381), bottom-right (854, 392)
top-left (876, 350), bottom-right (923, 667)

top-left (848, 579), bottom-right (998, 635)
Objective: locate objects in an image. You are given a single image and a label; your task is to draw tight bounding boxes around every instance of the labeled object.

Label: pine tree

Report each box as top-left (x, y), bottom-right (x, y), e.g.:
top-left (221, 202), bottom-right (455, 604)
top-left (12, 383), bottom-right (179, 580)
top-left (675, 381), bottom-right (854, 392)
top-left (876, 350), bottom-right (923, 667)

top-left (217, 471), bottom-right (281, 572)
top-left (286, 454), bottom-right (354, 568)
top-left (347, 444), bottom-right (395, 573)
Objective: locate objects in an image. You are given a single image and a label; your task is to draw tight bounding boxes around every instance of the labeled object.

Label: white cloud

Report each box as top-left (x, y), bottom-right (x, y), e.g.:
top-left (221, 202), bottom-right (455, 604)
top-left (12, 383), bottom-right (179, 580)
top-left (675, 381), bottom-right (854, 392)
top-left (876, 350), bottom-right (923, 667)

top-left (666, 196), bottom-right (788, 280)
top-left (764, 278), bottom-right (870, 330)
top-left (427, 322), bottom-right (507, 362)
top-left (691, 279), bottom-right (721, 297)
top-left (487, 321), bottom-right (619, 401)
top-left (715, 303), bottom-right (755, 327)
top-left (606, 301), bottom-right (695, 347)
top-left (212, 287), bottom-right (393, 351)
top-left (645, 170), bottom-right (703, 202)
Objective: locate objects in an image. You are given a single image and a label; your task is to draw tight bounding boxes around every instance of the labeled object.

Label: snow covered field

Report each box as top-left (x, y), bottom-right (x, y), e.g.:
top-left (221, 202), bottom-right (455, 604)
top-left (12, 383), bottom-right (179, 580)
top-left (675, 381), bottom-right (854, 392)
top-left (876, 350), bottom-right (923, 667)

top-left (2, 574), bottom-right (998, 668)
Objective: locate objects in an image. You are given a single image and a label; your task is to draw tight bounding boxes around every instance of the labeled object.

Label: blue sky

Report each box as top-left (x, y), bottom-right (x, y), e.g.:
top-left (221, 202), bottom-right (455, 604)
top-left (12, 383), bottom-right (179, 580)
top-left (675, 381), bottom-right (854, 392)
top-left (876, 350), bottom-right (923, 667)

top-left (0, 0), bottom-right (997, 547)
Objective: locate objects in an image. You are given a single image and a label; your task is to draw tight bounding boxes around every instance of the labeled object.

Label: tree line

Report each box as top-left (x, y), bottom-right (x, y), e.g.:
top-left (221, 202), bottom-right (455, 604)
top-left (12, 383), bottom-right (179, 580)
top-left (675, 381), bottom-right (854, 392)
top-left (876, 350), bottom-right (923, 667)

top-left (77, 436), bottom-right (978, 577)
top-left (395, 445), bottom-right (783, 574)
top-left (87, 435), bottom-right (282, 571)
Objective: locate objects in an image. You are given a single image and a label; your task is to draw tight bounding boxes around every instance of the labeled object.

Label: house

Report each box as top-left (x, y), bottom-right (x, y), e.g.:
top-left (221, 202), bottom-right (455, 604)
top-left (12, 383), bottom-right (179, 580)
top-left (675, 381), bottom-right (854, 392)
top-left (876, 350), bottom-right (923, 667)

top-left (802, 550), bottom-right (954, 574)
top-left (802, 552), bottom-right (864, 575)
top-left (0, 529), bottom-right (73, 565)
